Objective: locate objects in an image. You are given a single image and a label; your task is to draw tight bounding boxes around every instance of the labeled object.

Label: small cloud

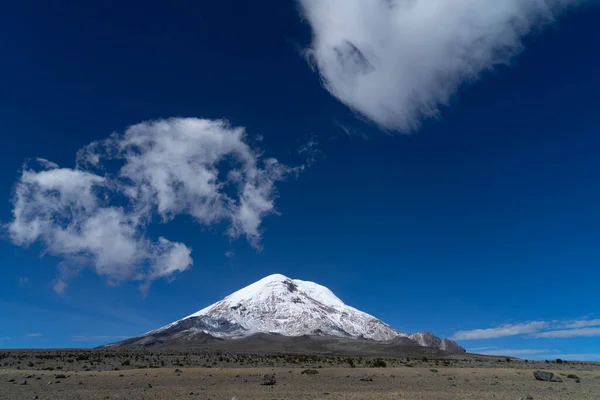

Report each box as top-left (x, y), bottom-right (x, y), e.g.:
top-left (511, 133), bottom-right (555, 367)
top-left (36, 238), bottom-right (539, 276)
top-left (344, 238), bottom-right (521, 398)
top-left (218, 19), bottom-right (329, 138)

top-left (468, 346), bottom-right (499, 352)
top-left (19, 276), bottom-right (28, 286)
top-left (71, 335), bottom-right (129, 342)
top-left (0, 336), bottom-right (11, 340)
top-left (53, 279), bottom-right (67, 295)
top-left (26, 333), bottom-right (42, 337)
top-left (535, 327), bottom-right (600, 338)
top-left (451, 321), bottom-right (549, 340)
top-left (225, 251), bottom-right (235, 259)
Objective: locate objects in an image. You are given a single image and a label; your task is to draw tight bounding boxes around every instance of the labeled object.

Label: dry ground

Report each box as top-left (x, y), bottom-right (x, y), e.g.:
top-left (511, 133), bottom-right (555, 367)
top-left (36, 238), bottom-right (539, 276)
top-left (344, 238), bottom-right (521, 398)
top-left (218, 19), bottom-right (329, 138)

top-left (2, 366), bottom-right (600, 400)
top-left (2, 349), bottom-right (600, 399)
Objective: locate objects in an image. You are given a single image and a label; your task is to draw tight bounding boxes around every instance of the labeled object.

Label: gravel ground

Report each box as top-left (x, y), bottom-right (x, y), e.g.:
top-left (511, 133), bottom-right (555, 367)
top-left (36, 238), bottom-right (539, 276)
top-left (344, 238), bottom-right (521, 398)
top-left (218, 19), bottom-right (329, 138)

top-left (2, 365), bottom-right (600, 400)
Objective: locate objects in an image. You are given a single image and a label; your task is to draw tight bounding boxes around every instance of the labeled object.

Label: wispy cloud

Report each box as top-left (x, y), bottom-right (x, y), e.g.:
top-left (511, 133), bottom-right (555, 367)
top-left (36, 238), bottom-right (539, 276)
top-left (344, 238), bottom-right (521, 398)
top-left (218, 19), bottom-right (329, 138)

top-left (475, 349), bottom-right (558, 356)
top-left (18, 276), bottom-right (28, 286)
top-left (535, 327), bottom-right (600, 338)
top-left (453, 317), bottom-right (600, 340)
top-left (71, 335), bottom-right (129, 342)
top-left (468, 346), bottom-right (499, 352)
top-left (6, 118), bottom-right (312, 294)
top-left (451, 321), bottom-right (549, 340)
top-left (299, 0), bottom-right (579, 132)
top-left (560, 319), bottom-right (600, 329)
top-left (26, 333), bottom-right (42, 337)
top-left (0, 336), bottom-right (11, 340)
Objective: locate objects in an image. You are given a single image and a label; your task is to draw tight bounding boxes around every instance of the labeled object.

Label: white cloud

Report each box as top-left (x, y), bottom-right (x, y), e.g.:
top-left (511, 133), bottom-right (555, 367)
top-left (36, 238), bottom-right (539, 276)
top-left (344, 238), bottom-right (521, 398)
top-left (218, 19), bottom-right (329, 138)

top-left (19, 277), bottom-right (28, 286)
top-left (468, 346), bottom-right (499, 352)
top-left (451, 321), bottom-right (549, 340)
top-left (475, 348), bottom-right (558, 356)
top-left (451, 317), bottom-right (600, 340)
top-left (299, 0), bottom-right (578, 131)
top-left (7, 118), bottom-right (303, 293)
top-left (26, 333), bottom-right (42, 337)
top-left (535, 327), bottom-right (600, 338)
top-left (560, 318), bottom-right (600, 329)
top-left (71, 335), bottom-right (129, 342)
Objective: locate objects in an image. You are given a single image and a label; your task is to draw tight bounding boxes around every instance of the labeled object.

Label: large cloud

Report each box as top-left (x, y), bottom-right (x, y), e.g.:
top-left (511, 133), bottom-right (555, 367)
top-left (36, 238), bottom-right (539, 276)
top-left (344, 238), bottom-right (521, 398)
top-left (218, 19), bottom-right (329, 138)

top-left (299, 0), bottom-right (578, 132)
top-left (7, 118), bottom-right (298, 293)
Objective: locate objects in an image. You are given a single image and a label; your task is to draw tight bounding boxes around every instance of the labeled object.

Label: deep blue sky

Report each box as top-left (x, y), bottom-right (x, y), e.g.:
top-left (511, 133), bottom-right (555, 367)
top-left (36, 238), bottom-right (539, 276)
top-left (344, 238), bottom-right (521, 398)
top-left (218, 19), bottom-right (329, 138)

top-left (1, 1), bottom-right (599, 359)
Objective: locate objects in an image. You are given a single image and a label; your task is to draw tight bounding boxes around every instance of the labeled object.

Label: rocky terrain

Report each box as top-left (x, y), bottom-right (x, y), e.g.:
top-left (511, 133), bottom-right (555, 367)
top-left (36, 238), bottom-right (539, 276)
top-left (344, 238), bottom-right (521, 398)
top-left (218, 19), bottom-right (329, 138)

top-left (1, 348), bottom-right (599, 399)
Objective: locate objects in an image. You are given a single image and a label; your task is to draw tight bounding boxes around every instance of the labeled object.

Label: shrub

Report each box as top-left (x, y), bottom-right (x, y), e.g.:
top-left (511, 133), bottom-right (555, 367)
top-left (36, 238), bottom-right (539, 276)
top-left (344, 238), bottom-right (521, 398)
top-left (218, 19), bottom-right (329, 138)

top-left (370, 358), bottom-right (387, 368)
top-left (555, 359), bottom-right (563, 364)
top-left (301, 369), bottom-right (319, 375)
top-left (121, 360), bottom-right (131, 366)
top-left (567, 374), bottom-right (580, 379)
top-left (346, 358), bottom-right (355, 368)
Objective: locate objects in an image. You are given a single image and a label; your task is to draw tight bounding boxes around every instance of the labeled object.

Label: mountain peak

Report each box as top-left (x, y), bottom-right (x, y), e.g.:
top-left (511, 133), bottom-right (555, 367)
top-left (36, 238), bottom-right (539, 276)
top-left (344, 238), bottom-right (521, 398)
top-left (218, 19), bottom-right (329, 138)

top-left (189, 274), bottom-right (346, 319)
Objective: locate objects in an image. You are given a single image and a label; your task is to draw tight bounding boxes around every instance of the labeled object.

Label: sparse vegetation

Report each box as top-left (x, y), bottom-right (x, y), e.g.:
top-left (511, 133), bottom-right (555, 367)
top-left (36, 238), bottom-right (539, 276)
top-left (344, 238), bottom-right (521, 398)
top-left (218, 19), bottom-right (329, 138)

top-left (301, 369), bottom-right (319, 375)
top-left (369, 358), bottom-right (387, 368)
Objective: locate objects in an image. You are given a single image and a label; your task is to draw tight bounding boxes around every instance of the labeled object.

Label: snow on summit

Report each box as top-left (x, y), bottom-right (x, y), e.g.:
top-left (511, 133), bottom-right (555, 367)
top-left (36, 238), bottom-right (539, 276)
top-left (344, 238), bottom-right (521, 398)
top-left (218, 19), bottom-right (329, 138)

top-left (184, 273), bottom-right (401, 341)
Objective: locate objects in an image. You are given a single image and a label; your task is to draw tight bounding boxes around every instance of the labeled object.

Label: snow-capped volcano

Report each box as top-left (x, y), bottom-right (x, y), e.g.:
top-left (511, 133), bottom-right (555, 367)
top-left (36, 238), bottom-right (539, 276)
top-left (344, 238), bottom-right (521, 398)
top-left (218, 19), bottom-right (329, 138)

top-left (111, 274), bottom-right (464, 353)
top-left (155, 273), bottom-right (402, 341)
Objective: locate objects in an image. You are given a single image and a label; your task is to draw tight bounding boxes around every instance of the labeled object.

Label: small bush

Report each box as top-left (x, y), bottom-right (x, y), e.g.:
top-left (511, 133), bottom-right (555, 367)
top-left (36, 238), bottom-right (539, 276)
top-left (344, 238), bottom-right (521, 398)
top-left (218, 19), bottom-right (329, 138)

top-left (121, 360), bottom-right (131, 366)
top-left (422, 357), bottom-right (428, 362)
top-left (370, 358), bottom-right (387, 368)
top-left (555, 359), bottom-right (563, 364)
top-left (567, 374), bottom-right (580, 379)
top-left (430, 369), bottom-right (438, 373)
top-left (346, 358), bottom-right (355, 368)
top-left (301, 369), bottom-right (319, 375)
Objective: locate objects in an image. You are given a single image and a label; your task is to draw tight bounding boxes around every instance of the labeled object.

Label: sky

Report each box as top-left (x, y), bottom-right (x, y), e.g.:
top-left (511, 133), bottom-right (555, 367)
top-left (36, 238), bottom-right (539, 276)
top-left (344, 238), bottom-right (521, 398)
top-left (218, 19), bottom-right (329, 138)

top-left (0, 0), bottom-right (599, 361)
